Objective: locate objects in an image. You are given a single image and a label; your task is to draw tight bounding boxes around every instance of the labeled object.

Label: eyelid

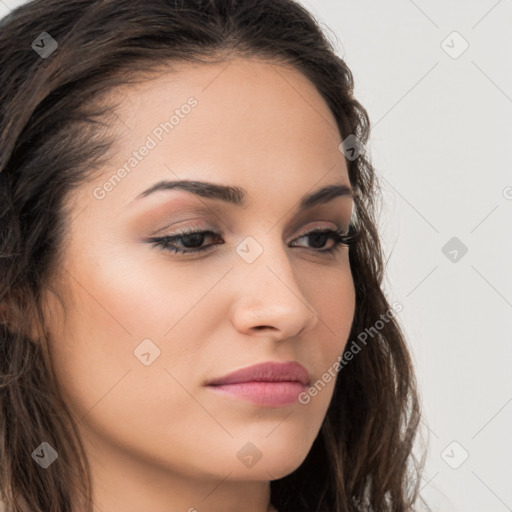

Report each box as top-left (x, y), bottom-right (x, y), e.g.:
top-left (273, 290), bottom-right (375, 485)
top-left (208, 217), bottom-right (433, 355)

top-left (296, 221), bottom-right (344, 234)
top-left (161, 220), bottom-right (346, 240)
top-left (149, 229), bottom-right (349, 257)
top-left (144, 202), bottom-right (351, 235)
top-left (147, 221), bottom-right (356, 256)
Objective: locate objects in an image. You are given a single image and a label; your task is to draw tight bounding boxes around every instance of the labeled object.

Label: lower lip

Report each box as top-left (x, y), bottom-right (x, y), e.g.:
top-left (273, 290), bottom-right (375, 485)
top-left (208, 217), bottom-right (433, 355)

top-left (206, 381), bottom-right (308, 406)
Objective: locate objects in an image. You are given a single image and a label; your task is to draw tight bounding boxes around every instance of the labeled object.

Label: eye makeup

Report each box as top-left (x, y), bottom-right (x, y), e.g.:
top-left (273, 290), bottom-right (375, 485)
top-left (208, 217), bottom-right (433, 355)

top-left (146, 222), bottom-right (358, 257)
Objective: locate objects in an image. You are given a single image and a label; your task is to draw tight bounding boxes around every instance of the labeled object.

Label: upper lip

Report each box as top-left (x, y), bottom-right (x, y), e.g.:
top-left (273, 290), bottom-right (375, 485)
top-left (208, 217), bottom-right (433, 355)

top-left (205, 361), bottom-right (311, 387)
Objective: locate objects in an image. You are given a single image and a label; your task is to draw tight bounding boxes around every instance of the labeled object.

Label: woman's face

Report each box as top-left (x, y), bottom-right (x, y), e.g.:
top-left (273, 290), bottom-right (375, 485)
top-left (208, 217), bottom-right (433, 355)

top-left (43, 57), bottom-right (355, 504)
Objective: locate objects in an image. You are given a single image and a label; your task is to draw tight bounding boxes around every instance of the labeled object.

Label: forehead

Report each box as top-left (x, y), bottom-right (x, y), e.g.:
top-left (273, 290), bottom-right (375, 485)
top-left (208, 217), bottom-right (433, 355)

top-left (78, 57), bottom-right (350, 216)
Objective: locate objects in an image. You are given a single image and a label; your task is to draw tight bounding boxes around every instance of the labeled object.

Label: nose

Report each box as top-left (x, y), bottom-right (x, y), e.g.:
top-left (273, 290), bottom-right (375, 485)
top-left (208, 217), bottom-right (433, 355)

top-left (229, 237), bottom-right (319, 340)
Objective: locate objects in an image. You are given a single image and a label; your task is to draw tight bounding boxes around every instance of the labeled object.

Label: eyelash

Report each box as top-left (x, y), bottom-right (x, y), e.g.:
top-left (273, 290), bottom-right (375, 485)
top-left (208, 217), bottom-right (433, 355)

top-left (147, 224), bottom-right (358, 256)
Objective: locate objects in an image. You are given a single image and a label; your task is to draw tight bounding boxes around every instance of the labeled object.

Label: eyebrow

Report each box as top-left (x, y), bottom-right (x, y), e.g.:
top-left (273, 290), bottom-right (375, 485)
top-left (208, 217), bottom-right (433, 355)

top-left (131, 179), bottom-right (353, 211)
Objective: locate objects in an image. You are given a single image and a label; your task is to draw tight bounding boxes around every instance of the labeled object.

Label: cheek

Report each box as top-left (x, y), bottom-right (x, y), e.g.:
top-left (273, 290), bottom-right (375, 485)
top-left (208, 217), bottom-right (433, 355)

top-left (83, 238), bottom-right (232, 337)
top-left (290, 263), bottom-right (355, 410)
top-left (45, 257), bottom-right (221, 470)
top-left (46, 243), bottom-right (226, 417)
top-left (305, 260), bottom-right (356, 350)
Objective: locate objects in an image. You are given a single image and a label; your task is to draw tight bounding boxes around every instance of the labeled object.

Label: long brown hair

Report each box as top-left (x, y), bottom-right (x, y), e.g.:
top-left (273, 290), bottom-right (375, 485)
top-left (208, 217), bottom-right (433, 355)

top-left (0, 0), bottom-right (426, 510)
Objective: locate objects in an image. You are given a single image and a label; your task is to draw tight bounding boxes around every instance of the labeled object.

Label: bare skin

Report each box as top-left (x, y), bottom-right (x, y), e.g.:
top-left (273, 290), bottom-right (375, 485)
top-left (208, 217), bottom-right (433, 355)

top-left (41, 57), bottom-right (356, 512)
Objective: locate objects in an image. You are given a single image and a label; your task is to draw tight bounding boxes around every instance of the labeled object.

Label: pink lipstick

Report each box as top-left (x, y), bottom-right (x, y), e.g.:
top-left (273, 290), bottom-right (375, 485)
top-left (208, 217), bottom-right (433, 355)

top-left (205, 361), bottom-right (310, 407)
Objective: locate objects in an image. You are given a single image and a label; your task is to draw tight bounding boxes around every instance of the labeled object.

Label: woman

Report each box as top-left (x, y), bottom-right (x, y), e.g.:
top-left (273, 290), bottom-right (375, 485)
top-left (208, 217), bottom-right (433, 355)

top-left (0, 0), bottom-right (426, 510)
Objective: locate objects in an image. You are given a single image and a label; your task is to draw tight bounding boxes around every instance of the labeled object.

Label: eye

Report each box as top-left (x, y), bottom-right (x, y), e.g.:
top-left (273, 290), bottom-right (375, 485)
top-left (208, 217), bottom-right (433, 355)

top-left (147, 227), bottom-right (222, 255)
top-left (147, 224), bottom-right (358, 256)
top-left (290, 226), bottom-right (356, 253)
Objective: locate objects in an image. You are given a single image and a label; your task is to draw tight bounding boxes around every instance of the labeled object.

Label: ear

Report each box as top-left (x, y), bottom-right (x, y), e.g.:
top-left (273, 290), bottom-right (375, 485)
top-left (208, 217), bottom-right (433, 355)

top-left (0, 296), bottom-right (16, 330)
top-left (0, 291), bottom-right (41, 343)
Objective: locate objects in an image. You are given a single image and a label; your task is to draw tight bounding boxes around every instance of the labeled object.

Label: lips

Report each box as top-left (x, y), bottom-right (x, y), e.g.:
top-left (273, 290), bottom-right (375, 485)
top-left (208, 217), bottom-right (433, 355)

top-left (205, 361), bottom-right (311, 387)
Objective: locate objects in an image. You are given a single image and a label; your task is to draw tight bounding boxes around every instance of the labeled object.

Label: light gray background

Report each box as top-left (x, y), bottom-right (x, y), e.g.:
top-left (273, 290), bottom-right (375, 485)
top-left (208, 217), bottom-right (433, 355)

top-left (1, 1), bottom-right (511, 510)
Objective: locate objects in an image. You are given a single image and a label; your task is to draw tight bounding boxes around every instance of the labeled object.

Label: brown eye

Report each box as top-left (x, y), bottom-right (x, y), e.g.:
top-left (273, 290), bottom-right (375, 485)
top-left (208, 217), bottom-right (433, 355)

top-left (147, 229), bottom-right (223, 255)
top-left (291, 228), bottom-right (354, 253)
